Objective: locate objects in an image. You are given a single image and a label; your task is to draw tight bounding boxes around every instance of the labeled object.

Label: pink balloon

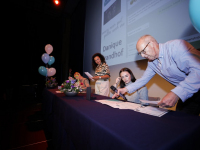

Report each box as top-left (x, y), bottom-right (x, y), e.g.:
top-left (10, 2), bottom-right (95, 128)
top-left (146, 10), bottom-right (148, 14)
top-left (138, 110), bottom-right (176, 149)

top-left (47, 68), bottom-right (56, 77)
top-left (45, 44), bottom-right (53, 54)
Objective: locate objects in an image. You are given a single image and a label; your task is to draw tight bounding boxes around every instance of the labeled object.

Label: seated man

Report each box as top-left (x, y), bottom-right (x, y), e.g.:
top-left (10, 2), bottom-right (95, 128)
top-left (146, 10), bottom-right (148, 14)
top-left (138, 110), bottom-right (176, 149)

top-left (74, 72), bottom-right (90, 92)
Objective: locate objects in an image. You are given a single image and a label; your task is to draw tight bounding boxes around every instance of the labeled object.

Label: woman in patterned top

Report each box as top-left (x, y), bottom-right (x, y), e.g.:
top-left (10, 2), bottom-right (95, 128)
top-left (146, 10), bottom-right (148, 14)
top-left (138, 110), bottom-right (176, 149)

top-left (112, 68), bottom-right (148, 103)
top-left (91, 53), bottom-right (110, 96)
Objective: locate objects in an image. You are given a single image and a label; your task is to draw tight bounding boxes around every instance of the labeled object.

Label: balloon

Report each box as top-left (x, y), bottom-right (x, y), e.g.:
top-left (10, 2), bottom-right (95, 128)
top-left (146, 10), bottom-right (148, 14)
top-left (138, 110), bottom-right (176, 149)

top-left (41, 53), bottom-right (50, 64)
top-left (189, 0), bottom-right (200, 33)
top-left (48, 56), bottom-right (55, 66)
top-left (47, 68), bottom-right (56, 77)
top-left (45, 44), bottom-right (53, 54)
top-left (38, 66), bottom-right (47, 76)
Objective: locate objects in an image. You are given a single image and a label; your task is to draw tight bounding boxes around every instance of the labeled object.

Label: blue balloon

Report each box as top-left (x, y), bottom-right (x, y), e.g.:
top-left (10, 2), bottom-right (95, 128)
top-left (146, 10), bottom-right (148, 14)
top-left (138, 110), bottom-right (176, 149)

top-left (41, 53), bottom-right (50, 64)
top-left (38, 66), bottom-right (47, 76)
top-left (189, 0), bottom-right (200, 33)
top-left (48, 56), bottom-right (55, 66)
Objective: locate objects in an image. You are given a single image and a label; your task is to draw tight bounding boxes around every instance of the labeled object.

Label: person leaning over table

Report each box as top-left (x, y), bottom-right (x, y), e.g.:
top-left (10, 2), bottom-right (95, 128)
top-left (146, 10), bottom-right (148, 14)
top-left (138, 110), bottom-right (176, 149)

top-left (91, 53), bottom-right (110, 96)
top-left (74, 72), bottom-right (90, 92)
top-left (112, 67), bottom-right (148, 103)
top-left (117, 35), bottom-right (200, 115)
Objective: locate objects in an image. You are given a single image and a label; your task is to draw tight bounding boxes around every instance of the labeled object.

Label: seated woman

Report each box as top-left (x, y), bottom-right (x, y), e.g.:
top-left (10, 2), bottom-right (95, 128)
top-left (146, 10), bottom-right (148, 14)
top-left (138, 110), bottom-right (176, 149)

top-left (74, 72), bottom-right (90, 92)
top-left (112, 68), bottom-right (148, 103)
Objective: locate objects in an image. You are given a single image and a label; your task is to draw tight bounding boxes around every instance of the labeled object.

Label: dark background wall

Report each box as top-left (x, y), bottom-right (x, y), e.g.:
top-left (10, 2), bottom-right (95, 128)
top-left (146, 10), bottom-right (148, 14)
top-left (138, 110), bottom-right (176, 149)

top-left (3, 0), bottom-right (86, 101)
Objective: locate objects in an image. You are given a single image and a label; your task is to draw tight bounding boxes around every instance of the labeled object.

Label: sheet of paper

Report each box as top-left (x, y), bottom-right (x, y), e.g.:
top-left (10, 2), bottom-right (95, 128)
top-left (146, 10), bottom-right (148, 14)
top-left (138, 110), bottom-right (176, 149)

top-left (139, 99), bottom-right (160, 105)
top-left (136, 106), bottom-right (168, 117)
top-left (95, 99), bottom-right (123, 108)
top-left (95, 99), bottom-right (168, 117)
top-left (84, 72), bottom-right (94, 81)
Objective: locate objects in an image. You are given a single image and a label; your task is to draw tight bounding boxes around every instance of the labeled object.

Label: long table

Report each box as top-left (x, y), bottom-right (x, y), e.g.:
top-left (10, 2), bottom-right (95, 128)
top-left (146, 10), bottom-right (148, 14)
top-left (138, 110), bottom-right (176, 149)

top-left (42, 88), bottom-right (200, 150)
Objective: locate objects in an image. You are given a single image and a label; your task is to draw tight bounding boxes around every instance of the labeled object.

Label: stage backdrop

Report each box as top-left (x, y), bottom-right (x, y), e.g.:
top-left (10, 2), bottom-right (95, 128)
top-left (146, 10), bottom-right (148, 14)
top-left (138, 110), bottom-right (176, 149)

top-left (83, 0), bottom-right (200, 100)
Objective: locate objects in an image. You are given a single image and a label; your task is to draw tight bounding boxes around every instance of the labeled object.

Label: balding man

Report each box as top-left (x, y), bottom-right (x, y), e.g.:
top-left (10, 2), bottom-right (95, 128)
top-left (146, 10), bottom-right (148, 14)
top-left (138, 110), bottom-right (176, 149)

top-left (117, 35), bottom-right (200, 115)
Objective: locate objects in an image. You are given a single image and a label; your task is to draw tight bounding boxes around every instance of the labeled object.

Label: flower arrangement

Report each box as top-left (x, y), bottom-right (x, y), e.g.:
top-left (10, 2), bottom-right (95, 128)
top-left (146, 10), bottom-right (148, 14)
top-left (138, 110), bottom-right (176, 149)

top-left (45, 77), bottom-right (58, 87)
top-left (59, 77), bottom-right (82, 93)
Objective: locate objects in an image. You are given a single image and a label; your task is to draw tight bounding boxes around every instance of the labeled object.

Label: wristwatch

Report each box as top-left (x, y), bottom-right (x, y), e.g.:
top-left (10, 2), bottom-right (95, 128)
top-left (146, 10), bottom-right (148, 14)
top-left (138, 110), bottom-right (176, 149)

top-left (99, 76), bottom-right (101, 79)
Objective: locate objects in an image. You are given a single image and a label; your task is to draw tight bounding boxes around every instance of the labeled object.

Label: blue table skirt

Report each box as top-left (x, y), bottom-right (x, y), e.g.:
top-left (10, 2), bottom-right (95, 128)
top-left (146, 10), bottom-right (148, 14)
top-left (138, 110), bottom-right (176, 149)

top-left (42, 88), bottom-right (200, 150)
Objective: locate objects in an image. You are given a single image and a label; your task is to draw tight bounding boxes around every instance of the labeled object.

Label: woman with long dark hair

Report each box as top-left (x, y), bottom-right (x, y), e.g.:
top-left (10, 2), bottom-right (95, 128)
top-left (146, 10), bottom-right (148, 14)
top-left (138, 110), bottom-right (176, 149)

top-left (112, 67), bottom-right (148, 103)
top-left (91, 53), bottom-right (110, 96)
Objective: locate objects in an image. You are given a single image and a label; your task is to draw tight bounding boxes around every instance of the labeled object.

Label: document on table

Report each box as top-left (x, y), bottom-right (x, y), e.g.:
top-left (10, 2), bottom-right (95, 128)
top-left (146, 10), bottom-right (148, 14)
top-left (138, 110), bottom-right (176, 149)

top-left (84, 72), bottom-right (94, 81)
top-left (96, 99), bottom-right (140, 110)
top-left (139, 99), bottom-right (160, 105)
top-left (95, 99), bottom-right (168, 117)
top-left (135, 106), bottom-right (168, 117)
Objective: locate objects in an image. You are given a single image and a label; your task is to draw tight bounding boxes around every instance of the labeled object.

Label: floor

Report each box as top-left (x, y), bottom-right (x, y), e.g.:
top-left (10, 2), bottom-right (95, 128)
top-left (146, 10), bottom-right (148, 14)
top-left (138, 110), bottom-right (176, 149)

top-left (1, 87), bottom-right (52, 150)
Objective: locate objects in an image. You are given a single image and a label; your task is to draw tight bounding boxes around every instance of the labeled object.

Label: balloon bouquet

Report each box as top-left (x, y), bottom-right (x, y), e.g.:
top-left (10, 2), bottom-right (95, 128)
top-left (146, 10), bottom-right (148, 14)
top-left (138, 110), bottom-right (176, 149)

top-left (38, 44), bottom-right (56, 87)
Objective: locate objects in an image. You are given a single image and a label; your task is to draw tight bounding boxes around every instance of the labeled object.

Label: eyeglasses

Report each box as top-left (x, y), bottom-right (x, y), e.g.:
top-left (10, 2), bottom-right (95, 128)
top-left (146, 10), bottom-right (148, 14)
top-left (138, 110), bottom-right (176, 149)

top-left (138, 42), bottom-right (150, 55)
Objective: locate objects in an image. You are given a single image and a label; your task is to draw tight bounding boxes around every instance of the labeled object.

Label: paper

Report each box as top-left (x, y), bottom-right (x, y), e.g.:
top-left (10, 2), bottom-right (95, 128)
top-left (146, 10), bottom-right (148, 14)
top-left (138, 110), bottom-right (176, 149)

top-left (56, 91), bottom-right (62, 93)
top-left (135, 106), bottom-right (168, 117)
top-left (95, 99), bottom-right (168, 117)
top-left (84, 72), bottom-right (94, 81)
top-left (139, 99), bottom-right (160, 105)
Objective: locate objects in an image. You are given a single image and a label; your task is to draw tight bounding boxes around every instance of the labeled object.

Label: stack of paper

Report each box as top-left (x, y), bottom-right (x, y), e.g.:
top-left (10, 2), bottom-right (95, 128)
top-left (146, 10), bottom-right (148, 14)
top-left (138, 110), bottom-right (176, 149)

top-left (95, 99), bottom-right (168, 117)
top-left (84, 72), bottom-right (94, 81)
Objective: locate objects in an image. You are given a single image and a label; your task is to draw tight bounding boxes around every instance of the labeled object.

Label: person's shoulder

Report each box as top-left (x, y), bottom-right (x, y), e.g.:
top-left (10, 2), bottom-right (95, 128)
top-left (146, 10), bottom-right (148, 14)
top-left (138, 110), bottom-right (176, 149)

top-left (102, 62), bottom-right (108, 66)
top-left (83, 77), bottom-right (88, 81)
top-left (165, 39), bottom-right (189, 46)
top-left (162, 39), bottom-right (189, 52)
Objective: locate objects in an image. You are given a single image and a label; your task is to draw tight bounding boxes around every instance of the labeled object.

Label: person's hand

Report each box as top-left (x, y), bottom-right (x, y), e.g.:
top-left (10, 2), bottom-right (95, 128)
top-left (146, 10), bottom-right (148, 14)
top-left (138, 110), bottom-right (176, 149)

top-left (92, 76), bottom-right (100, 80)
top-left (115, 77), bottom-right (121, 85)
top-left (158, 91), bottom-right (179, 108)
top-left (112, 93), bottom-right (118, 99)
top-left (117, 88), bottom-right (128, 96)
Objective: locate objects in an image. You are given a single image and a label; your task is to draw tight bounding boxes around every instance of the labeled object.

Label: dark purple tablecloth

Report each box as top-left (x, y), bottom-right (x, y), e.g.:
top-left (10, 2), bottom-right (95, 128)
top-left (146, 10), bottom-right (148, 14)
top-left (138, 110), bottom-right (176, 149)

top-left (42, 88), bottom-right (200, 150)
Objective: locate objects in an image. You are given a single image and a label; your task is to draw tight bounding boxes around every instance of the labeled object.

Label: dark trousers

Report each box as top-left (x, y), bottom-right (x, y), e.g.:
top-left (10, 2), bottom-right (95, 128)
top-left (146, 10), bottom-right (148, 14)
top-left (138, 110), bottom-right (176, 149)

top-left (176, 90), bottom-right (200, 115)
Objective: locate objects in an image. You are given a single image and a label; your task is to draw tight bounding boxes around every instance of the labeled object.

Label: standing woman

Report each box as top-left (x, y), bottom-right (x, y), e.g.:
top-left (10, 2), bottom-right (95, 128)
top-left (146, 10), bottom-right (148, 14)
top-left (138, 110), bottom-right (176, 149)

top-left (92, 53), bottom-right (110, 96)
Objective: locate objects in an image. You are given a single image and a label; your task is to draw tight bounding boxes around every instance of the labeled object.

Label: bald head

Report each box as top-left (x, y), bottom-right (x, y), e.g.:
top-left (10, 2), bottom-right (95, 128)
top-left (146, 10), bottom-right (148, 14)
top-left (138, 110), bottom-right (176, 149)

top-left (136, 35), bottom-right (160, 60)
top-left (136, 35), bottom-right (158, 51)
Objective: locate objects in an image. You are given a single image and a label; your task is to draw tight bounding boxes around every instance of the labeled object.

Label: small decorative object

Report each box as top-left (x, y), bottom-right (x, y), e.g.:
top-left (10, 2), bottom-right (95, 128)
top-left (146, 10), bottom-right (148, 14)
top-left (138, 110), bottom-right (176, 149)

top-left (59, 77), bottom-right (82, 96)
top-left (46, 77), bottom-right (58, 88)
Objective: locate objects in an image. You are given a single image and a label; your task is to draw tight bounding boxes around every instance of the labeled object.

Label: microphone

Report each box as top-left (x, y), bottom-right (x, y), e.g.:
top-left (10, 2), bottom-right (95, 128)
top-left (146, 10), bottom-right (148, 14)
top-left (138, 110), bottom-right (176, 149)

top-left (110, 85), bottom-right (127, 101)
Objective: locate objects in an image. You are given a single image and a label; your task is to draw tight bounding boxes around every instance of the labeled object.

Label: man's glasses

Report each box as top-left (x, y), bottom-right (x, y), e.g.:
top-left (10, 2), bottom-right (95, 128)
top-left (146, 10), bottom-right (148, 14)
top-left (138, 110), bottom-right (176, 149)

top-left (138, 42), bottom-right (150, 55)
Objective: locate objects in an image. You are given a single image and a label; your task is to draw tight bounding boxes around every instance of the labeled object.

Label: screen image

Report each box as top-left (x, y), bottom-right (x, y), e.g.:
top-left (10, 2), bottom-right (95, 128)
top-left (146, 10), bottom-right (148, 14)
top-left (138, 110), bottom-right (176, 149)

top-left (83, 0), bottom-right (200, 99)
top-left (101, 0), bottom-right (200, 66)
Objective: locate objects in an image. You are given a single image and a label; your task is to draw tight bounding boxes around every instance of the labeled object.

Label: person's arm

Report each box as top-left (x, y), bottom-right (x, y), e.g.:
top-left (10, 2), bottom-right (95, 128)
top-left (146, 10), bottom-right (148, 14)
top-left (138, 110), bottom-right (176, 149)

top-left (92, 63), bottom-right (110, 80)
top-left (158, 91), bottom-right (179, 107)
top-left (170, 40), bottom-right (200, 102)
top-left (84, 78), bottom-right (90, 87)
top-left (138, 86), bottom-right (149, 100)
top-left (111, 77), bottom-right (121, 98)
top-left (80, 78), bottom-right (90, 90)
top-left (92, 74), bottom-right (110, 80)
top-left (113, 77), bottom-right (121, 87)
